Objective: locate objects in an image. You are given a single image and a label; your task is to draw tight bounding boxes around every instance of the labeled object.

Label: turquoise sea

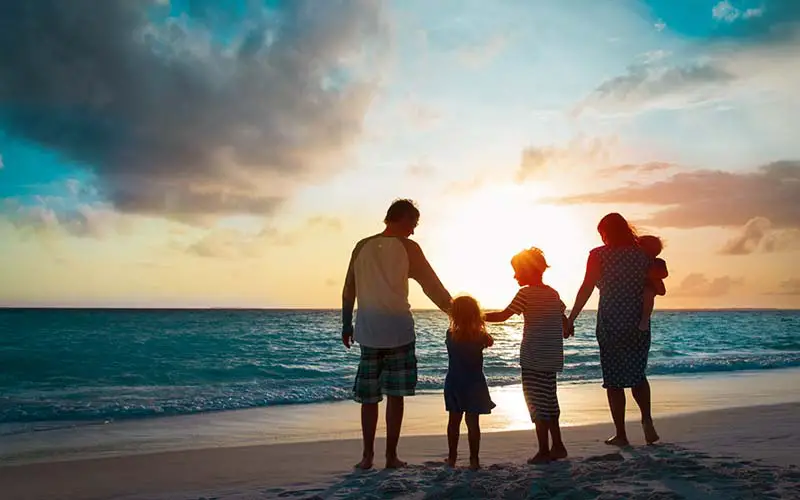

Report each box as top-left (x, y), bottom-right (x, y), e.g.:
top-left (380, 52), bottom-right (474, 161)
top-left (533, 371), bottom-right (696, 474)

top-left (1, 309), bottom-right (798, 428)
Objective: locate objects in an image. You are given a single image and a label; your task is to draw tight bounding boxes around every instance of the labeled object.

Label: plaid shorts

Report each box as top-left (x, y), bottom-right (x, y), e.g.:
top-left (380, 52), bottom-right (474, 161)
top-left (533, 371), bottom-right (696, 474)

top-left (353, 342), bottom-right (417, 404)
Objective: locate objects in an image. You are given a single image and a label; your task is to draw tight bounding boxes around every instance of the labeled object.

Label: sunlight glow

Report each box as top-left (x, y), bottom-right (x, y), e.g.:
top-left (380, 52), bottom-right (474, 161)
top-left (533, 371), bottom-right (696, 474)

top-left (427, 184), bottom-right (593, 309)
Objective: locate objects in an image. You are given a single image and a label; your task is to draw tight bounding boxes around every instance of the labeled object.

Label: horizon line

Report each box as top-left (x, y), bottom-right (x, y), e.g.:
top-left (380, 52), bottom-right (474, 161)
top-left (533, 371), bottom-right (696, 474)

top-left (1, 306), bottom-right (798, 312)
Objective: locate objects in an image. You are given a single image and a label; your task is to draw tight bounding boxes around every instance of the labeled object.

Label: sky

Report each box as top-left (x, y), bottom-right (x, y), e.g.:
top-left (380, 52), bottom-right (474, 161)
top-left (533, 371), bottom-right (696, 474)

top-left (0, 0), bottom-right (799, 309)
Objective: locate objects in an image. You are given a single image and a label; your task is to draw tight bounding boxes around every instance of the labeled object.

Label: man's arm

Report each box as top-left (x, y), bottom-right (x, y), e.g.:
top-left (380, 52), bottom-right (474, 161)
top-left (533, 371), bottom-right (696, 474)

top-left (404, 239), bottom-right (452, 313)
top-left (341, 247), bottom-right (357, 348)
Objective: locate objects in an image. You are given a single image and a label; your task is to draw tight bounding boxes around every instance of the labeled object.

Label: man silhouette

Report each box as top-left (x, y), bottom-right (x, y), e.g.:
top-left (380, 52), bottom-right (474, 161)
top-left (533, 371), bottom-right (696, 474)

top-left (342, 199), bottom-right (452, 469)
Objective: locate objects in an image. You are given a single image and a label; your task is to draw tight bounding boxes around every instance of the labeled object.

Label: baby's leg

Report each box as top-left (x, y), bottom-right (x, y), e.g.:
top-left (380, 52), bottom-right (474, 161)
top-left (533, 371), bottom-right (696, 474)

top-left (639, 287), bottom-right (656, 331)
top-left (446, 411), bottom-right (463, 467)
top-left (465, 413), bottom-right (481, 470)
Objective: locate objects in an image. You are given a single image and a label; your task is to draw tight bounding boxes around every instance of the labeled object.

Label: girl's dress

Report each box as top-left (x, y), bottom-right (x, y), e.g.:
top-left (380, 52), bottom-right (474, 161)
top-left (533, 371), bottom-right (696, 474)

top-left (444, 330), bottom-right (496, 414)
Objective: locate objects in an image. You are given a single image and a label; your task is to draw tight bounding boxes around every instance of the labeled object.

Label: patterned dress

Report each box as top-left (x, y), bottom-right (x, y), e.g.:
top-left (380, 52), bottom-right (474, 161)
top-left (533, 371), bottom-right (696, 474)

top-left (591, 245), bottom-right (653, 389)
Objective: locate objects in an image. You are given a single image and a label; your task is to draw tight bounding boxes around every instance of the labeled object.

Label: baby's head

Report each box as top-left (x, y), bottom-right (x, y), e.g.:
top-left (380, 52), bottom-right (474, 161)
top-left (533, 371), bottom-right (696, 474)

top-left (638, 235), bottom-right (663, 258)
top-left (450, 295), bottom-right (486, 341)
top-left (511, 247), bottom-right (549, 286)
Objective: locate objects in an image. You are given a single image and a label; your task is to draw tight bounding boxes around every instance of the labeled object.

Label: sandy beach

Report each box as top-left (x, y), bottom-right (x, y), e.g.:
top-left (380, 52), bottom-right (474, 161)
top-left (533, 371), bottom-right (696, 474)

top-left (2, 369), bottom-right (799, 499)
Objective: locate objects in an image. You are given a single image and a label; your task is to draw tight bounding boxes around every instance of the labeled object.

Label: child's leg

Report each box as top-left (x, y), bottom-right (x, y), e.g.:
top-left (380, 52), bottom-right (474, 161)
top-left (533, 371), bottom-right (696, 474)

top-left (528, 418), bottom-right (551, 463)
top-left (446, 411), bottom-right (463, 466)
top-left (549, 418), bottom-right (567, 459)
top-left (465, 413), bottom-right (481, 470)
top-left (639, 287), bottom-right (656, 331)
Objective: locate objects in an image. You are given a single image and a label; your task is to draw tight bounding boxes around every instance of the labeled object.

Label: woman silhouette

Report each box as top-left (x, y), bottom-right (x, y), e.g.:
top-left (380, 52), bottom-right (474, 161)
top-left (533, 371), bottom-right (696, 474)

top-left (567, 213), bottom-right (660, 446)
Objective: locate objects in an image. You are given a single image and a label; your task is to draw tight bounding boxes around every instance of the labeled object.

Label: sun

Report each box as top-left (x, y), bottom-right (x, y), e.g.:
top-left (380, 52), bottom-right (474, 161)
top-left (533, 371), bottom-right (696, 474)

top-left (421, 183), bottom-right (594, 309)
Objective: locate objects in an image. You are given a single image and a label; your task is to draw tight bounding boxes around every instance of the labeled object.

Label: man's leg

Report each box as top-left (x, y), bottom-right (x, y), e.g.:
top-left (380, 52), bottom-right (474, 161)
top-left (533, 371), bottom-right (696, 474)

top-left (383, 342), bottom-right (416, 469)
top-left (353, 346), bottom-right (381, 469)
top-left (357, 403), bottom-right (378, 469)
top-left (385, 395), bottom-right (405, 468)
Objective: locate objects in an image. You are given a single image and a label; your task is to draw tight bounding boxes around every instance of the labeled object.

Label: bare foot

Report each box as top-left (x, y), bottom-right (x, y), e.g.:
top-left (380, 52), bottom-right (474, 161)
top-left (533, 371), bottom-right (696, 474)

top-left (642, 419), bottom-right (660, 444)
top-left (604, 435), bottom-right (630, 447)
top-left (355, 453), bottom-right (374, 470)
top-left (444, 457), bottom-right (457, 467)
top-left (527, 452), bottom-right (551, 464)
top-left (469, 457), bottom-right (480, 470)
top-left (550, 444), bottom-right (568, 460)
top-left (385, 457), bottom-right (407, 469)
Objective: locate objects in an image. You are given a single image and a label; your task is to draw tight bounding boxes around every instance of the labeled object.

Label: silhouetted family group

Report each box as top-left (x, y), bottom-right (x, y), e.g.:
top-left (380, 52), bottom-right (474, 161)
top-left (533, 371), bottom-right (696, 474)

top-left (341, 199), bottom-right (667, 470)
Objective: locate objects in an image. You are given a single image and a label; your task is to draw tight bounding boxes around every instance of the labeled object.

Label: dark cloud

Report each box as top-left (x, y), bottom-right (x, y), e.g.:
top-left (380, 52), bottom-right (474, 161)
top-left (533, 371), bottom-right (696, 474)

top-left (0, 0), bottom-right (385, 220)
top-left (555, 161), bottom-right (800, 229)
top-left (671, 273), bottom-right (743, 297)
top-left (720, 217), bottom-right (800, 254)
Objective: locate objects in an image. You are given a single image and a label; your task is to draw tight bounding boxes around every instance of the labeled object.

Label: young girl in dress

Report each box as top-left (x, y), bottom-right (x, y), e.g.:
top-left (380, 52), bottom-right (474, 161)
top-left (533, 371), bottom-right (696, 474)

top-left (444, 295), bottom-right (496, 470)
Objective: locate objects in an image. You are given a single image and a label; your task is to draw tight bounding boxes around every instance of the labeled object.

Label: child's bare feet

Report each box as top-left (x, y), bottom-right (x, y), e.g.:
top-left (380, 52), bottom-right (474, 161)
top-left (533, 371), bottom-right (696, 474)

top-left (444, 456), bottom-right (457, 467)
top-left (526, 451), bottom-right (551, 464)
top-left (385, 456), bottom-right (407, 469)
top-left (469, 457), bottom-right (480, 470)
top-left (642, 419), bottom-right (660, 444)
top-left (550, 444), bottom-right (568, 460)
top-left (604, 435), bottom-right (630, 447)
top-left (355, 453), bottom-right (374, 470)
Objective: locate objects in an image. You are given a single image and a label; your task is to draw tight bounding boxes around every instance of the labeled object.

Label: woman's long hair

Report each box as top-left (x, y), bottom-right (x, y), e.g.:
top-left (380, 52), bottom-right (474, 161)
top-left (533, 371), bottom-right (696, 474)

top-left (450, 295), bottom-right (488, 343)
top-left (597, 213), bottom-right (638, 247)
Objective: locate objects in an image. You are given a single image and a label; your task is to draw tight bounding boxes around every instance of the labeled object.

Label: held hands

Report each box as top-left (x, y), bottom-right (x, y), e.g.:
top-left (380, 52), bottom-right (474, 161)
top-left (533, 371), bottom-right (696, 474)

top-left (342, 325), bottom-right (354, 349)
top-left (562, 317), bottom-right (576, 339)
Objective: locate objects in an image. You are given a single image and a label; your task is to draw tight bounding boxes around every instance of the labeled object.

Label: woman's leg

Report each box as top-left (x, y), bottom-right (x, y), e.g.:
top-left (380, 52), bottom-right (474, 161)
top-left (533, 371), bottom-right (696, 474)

top-left (605, 387), bottom-right (629, 446)
top-left (528, 418), bottom-right (551, 464)
top-left (446, 411), bottom-right (463, 466)
top-left (632, 378), bottom-right (660, 444)
top-left (465, 413), bottom-right (481, 470)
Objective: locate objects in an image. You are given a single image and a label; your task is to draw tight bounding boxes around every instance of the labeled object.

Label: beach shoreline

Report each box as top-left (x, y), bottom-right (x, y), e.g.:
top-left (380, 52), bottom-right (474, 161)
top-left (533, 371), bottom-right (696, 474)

top-left (2, 367), bottom-right (800, 468)
top-left (1, 402), bottom-right (798, 500)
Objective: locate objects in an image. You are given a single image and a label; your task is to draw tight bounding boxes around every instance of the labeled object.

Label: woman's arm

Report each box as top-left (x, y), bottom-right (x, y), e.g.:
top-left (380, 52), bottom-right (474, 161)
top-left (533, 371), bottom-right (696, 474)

top-left (568, 252), bottom-right (600, 323)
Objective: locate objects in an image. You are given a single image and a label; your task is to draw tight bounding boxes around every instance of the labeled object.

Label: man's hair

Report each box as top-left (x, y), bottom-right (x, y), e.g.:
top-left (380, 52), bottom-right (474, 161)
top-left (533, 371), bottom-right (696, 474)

top-left (384, 198), bottom-right (420, 223)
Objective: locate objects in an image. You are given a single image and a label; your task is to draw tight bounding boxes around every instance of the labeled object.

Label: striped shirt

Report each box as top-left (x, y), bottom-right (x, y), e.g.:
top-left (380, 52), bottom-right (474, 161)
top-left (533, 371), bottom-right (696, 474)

top-left (507, 284), bottom-right (566, 372)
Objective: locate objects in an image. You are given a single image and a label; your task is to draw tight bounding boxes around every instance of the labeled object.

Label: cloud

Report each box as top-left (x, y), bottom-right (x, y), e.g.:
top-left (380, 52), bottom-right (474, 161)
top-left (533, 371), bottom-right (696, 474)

top-left (0, 1), bottom-right (386, 221)
top-left (597, 162), bottom-right (676, 177)
top-left (720, 217), bottom-right (800, 254)
top-left (712, 1), bottom-right (765, 23)
top-left (4, 197), bottom-right (130, 238)
top-left (769, 278), bottom-right (800, 295)
top-left (576, 8), bottom-right (800, 115)
top-left (517, 136), bottom-right (618, 182)
top-left (671, 273), bottom-right (743, 297)
top-left (555, 161), bottom-right (800, 229)
top-left (457, 34), bottom-right (508, 68)
top-left (407, 162), bottom-right (435, 177)
top-left (306, 216), bottom-right (342, 232)
top-left (187, 215), bottom-right (342, 258)
top-left (575, 61), bottom-right (735, 114)
top-left (0, 153), bottom-right (4, 169)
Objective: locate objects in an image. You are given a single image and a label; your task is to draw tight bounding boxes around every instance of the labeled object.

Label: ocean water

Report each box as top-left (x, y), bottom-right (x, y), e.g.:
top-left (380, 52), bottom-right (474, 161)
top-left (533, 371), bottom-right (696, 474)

top-left (0, 309), bottom-right (798, 427)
